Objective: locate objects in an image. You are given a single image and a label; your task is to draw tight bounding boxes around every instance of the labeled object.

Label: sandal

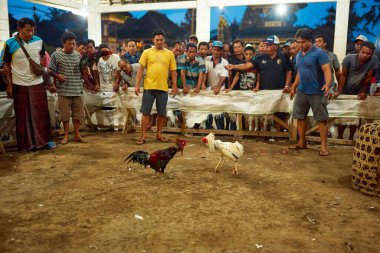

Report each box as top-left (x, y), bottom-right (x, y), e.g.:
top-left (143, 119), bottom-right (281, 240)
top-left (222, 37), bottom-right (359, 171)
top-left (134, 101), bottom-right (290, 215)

top-left (319, 150), bottom-right (330, 156)
top-left (156, 136), bottom-right (169, 143)
top-left (61, 139), bottom-right (69, 145)
top-left (136, 139), bottom-right (146, 145)
top-left (74, 138), bottom-right (88, 143)
top-left (288, 144), bottom-right (307, 150)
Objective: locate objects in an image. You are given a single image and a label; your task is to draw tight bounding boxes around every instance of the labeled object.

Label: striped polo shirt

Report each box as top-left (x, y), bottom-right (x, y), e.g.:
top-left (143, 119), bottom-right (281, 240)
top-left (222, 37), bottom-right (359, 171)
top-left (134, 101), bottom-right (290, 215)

top-left (177, 54), bottom-right (206, 88)
top-left (49, 50), bottom-right (83, 96)
top-left (2, 35), bottom-right (45, 86)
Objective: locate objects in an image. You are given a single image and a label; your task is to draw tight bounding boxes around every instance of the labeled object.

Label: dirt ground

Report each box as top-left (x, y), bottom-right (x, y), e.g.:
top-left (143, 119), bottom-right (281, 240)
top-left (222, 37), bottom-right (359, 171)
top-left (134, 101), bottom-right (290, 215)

top-left (0, 130), bottom-right (379, 253)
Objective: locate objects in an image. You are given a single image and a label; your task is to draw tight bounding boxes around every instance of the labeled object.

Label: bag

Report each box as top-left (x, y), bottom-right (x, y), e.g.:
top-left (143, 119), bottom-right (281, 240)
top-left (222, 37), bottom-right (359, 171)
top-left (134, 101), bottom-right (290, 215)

top-left (15, 36), bottom-right (45, 76)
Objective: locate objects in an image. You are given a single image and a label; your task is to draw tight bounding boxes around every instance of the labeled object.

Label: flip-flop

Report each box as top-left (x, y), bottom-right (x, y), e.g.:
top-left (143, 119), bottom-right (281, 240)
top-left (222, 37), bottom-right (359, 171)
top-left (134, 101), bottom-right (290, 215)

top-left (156, 137), bottom-right (169, 143)
top-left (319, 150), bottom-right (330, 156)
top-left (136, 139), bottom-right (146, 145)
top-left (61, 139), bottom-right (68, 145)
top-left (74, 138), bottom-right (88, 143)
top-left (288, 144), bottom-right (307, 150)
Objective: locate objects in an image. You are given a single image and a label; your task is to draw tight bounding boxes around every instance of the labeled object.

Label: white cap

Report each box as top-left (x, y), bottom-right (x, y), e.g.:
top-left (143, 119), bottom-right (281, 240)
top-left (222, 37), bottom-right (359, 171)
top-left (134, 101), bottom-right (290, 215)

top-left (355, 35), bottom-right (368, 42)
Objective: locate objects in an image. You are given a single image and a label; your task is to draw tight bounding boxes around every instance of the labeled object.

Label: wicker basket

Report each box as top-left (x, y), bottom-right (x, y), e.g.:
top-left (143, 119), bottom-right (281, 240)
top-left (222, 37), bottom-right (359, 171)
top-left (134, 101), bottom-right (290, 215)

top-left (352, 123), bottom-right (380, 197)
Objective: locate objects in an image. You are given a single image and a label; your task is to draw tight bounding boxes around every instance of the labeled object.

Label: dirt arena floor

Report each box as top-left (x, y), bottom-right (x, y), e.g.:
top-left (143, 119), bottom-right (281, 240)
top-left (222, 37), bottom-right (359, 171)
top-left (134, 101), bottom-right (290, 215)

top-left (1, 130), bottom-right (379, 253)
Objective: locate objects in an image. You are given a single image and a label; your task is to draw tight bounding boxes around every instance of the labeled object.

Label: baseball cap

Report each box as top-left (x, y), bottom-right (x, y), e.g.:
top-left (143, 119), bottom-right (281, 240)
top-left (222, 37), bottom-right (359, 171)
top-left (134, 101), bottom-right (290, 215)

top-left (355, 35), bottom-right (368, 43)
top-left (265, 35), bottom-right (280, 45)
top-left (244, 43), bottom-right (255, 52)
top-left (284, 39), bottom-right (293, 47)
top-left (212, 41), bottom-right (223, 48)
top-left (188, 34), bottom-right (198, 41)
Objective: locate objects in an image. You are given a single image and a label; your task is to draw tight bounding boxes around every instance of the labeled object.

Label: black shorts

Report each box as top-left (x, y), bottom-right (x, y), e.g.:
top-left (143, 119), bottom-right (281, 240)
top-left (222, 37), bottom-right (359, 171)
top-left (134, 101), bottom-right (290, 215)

top-left (140, 89), bottom-right (168, 116)
top-left (293, 91), bottom-right (329, 121)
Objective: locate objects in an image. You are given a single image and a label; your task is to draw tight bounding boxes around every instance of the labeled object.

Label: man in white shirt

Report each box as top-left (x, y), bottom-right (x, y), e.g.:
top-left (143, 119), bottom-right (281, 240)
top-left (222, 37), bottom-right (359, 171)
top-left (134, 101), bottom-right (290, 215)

top-left (203, 41), bottom-right (229, 129)
top-left (97, 43), bottom-right (121, 92)
top-left (204, 41), bottom-right (229, 94)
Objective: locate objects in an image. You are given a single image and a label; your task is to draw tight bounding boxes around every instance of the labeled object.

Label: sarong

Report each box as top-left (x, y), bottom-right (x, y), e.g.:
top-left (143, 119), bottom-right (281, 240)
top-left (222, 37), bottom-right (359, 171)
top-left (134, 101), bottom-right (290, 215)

top-left (12, 84), bottom-right (51, 151)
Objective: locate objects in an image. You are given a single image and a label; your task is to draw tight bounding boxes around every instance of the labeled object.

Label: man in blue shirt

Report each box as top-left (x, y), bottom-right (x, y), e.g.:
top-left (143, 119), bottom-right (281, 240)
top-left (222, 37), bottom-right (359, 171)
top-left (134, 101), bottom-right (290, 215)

top-left (289, 28), bottom-right (332, 156)
top-left (123, 39), bottom-right (141, 64)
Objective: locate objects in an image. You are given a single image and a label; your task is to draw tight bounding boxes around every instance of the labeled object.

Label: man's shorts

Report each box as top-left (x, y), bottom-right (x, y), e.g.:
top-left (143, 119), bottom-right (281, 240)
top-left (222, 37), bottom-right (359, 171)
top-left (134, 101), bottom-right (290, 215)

top-left (58, 95), bottom-right (85, 122)
top-left (140, 89), bottom-right (168, 116)
top-left (293, 91), bottom-right (329, 121)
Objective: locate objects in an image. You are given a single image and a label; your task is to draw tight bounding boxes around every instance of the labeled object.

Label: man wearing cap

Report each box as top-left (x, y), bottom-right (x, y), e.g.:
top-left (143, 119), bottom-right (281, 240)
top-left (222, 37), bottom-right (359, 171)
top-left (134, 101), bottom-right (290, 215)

top-left (350, 35), bottom-right (368, 54)
top-left (282, 39), bottom-right (292, 59)
top-left (203, 40), bottom-right (229, 129)
top-left (332, 41), bottom-right (378, 140)
top-left (204, 41), bottom-right (229, 94)
top-left (227, 35), bottom-right (291, 91)
top-left (177, 43), bottom-right (206, 94)
top-left (290, 28), bottom-right (332, 156)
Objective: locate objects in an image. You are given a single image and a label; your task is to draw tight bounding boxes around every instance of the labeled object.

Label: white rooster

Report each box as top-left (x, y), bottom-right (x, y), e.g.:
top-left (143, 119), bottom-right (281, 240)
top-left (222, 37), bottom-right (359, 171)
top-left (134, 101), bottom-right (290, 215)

top-left (201, 133), bottom-right (244, 174)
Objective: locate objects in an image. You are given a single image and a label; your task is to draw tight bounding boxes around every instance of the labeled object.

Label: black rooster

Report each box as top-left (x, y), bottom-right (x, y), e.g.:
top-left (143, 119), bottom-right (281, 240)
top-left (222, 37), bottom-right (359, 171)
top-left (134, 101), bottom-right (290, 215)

top-left (123, 139), bottom-right (187, 175)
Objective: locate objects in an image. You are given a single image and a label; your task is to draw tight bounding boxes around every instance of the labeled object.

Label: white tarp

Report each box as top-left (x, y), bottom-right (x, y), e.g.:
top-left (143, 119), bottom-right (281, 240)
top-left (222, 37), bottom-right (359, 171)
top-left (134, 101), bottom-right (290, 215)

top-left (1, 89), bottom-right (380, 132)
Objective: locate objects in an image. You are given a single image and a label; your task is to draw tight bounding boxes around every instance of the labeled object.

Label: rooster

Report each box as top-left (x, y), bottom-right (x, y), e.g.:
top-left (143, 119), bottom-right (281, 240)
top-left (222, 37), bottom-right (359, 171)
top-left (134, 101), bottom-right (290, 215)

top-left (201, 133), bottom-right (244, 174)
top-left (123, 139), bottom-right (187, 175)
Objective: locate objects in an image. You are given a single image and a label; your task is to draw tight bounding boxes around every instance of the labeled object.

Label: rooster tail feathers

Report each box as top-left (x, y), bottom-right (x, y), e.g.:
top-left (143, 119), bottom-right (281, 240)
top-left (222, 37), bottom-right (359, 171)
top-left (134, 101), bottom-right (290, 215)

top-left (123, 151), bottom-right (150, 166)
top-left (235, 141), bottom-right (244, 154)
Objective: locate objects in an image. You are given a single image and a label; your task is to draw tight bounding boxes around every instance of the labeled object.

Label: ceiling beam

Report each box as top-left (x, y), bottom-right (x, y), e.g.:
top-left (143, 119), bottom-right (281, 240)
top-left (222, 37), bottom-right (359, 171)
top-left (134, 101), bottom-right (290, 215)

top-left (97, 1), bottom-right (196, 13)
top-left (24, 0), bottom-right (94, 12)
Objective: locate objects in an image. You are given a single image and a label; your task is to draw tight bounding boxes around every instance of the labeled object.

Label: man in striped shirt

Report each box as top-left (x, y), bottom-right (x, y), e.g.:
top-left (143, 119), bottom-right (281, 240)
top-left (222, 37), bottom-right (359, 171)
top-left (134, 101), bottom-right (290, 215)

top-left (177, 43), bottom-right (206, 94)
top-left (48, 32), bottom-right (86, 144)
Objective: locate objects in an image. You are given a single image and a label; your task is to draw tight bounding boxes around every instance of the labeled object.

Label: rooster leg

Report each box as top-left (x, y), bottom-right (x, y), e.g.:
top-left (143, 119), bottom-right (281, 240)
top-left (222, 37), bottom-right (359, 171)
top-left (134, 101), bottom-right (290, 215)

top-left (232, 162), bottom-right (238, 175)
top-left (214, 156), bottom-right (223, 173)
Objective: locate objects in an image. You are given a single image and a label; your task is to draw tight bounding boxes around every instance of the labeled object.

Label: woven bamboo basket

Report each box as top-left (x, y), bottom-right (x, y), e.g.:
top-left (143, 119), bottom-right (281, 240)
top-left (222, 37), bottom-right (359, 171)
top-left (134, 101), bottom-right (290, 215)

top-left (352, 123), bottom-right (380, 197)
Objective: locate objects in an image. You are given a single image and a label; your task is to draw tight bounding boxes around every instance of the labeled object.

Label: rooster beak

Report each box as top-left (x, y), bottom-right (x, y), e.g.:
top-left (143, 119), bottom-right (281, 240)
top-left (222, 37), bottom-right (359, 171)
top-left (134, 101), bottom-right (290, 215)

top-left (201, 137), bottom-right (207, 143)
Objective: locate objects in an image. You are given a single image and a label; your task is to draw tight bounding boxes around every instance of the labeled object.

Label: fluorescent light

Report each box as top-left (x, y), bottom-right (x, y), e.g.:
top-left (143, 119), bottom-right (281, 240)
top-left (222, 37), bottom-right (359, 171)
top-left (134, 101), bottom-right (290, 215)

top-left (276, 4), bottom-right (287, 16)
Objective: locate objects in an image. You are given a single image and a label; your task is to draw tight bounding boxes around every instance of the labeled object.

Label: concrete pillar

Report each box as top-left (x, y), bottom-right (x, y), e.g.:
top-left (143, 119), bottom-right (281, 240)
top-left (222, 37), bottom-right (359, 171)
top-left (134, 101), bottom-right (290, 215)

top-left (88, 11), bottom-right (102, 46)
top-left (334, 0), bottom-right (350, 62)
top-left (196, 0), bottom-right (210, 42)
top-left (87, 0), bottom-right (102, 45)
top-left (0, 0), bottom-right (10, 43)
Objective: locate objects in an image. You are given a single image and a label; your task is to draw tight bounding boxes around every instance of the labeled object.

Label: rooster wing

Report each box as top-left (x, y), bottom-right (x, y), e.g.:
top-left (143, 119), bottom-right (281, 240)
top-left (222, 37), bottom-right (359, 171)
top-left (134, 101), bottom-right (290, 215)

top-left (148, 148), bottom-right (179, 173)
top-left (214, 140), bottom-right (244, 161)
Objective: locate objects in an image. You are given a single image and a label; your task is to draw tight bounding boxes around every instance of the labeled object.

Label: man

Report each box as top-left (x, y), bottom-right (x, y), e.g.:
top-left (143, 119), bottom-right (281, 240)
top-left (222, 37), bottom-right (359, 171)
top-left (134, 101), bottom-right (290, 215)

top-left (2, 18), bottom-right (55, 152)
top-left (289, 28), bottom-right (332, 156)
top-left (97, 43), bottom-right (121, 92)
top-left (203, 41), bottom-right (229, 129)
top-left (134, 29), bottom-right (177, 144)
top-left (123, 39), bottom-right (141, 64)
top-left (80, 39), bottom-right (99, 91)
top-left (198, 42), bottom-right (209, 59)
top-left (288, 39), bottom-right (300, 84)
top-left (117, 59), bottom-right (143, 89)
top-left (314, 34), bottom-right (341, 90)
top-left (204, 41), bottom-right (229, 94)
top-left (171, 41), bottom-right (183, 59)
top-left (332, 41), bottom-right (378, 140)
top-left (350, 35), bottom-right (368, 54)
top-left (75, 41), bottom-right (86, 57)
top-left (86, 39), bottom-right (96, 54)
top-left (49, 31), bottom-right (86, 144)
top-left (177, 43), bottom-right (206, 94)
top-left (282, 39), bottom-right (292, 59)
top-left (222, 42), bottom-right (231, 59)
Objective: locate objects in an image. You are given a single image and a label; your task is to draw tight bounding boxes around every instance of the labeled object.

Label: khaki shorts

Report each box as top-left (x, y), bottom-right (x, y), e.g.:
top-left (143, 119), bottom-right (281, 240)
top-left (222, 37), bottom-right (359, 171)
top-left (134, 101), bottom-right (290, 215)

top-left (58, 96), bottom-right (85, 122)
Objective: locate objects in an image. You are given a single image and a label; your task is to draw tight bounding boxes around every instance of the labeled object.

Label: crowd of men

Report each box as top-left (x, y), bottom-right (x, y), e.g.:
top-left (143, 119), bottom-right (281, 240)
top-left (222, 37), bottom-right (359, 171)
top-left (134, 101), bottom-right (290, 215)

top-left (1, 17), bottom-right (379, 156)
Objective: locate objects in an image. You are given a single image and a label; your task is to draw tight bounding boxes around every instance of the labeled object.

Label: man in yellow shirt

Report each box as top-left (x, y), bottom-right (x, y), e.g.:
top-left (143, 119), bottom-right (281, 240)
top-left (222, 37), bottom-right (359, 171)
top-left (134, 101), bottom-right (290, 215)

top-left (134, 30), bottom-right (178, 144)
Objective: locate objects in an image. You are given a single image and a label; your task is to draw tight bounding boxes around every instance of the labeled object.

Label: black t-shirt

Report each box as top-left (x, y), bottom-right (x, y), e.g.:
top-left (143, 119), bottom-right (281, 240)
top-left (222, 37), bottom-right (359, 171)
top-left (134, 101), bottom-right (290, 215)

top-left (251, 52), bottom-right (291, 90)
top-left (228, 54), bottom-right (245, 90)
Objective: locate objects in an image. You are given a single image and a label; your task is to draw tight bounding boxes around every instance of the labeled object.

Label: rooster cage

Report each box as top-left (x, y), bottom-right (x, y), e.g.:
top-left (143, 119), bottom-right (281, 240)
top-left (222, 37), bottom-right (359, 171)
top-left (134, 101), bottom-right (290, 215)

top-left (351, 123), bottom-right (380, 197)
